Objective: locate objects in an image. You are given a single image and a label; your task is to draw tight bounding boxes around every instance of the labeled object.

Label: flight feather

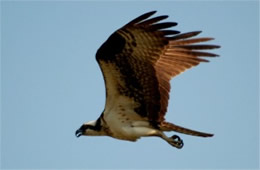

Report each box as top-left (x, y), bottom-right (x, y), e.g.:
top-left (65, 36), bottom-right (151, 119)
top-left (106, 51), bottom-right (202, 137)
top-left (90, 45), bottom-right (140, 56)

top-left (96, 11), bottom-right (220, 123)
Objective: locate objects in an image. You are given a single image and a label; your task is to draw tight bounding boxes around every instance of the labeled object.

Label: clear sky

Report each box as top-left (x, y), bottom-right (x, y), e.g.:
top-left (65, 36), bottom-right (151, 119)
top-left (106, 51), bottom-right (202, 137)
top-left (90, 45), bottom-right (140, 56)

top-left (1, 0), bottom-right (259, 169)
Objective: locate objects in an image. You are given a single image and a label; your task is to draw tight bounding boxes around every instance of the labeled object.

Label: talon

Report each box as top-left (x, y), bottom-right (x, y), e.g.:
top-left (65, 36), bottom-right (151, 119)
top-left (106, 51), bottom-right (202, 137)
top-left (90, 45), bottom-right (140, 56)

top-left (177, 139), bottom-right (184, 149)
top-left (171, 135), bottom-right (181, 141)
top-left (170, 135), bottom-right (184, 149)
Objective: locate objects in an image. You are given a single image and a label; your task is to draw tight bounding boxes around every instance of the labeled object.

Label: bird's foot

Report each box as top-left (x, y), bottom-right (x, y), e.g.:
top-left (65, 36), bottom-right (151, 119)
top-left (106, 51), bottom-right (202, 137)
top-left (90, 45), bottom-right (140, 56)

top-left (168, 135), bottom-right (184, 149)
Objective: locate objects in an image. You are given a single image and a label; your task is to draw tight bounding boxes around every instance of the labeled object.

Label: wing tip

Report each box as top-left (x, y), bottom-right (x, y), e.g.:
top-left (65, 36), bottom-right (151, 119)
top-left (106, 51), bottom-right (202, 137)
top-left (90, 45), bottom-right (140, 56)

top-left (142, 10), bottom-right (157, 17)
top-left (126, 10), bottom-right (157, 26)
top-left (191, 30), bottom-right (203, 36)
top-left (148, 10), bottom-right (157, 15)
top-left (213, 45), bottom-right (221, 49)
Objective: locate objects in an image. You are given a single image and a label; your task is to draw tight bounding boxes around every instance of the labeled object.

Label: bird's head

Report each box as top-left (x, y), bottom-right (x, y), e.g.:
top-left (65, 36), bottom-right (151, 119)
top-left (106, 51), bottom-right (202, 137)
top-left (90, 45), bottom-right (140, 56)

top-left (75, 120), bottom-right (102, 137)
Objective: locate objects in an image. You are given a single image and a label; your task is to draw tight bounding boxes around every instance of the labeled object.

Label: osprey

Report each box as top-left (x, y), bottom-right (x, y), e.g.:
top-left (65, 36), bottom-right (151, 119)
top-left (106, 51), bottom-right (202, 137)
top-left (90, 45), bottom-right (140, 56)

top-left (75, 11), bottom-right (220, 149)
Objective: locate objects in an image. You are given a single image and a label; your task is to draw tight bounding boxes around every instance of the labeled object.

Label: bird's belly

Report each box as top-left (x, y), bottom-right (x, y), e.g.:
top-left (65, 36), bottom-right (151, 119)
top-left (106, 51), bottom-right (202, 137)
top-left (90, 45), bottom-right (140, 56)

top-left (108, 123), bottom-right (140, 141)
top-left (106, 118), bottom-right (158, 141)
top-left (103, 96), bottom-right (159, 141)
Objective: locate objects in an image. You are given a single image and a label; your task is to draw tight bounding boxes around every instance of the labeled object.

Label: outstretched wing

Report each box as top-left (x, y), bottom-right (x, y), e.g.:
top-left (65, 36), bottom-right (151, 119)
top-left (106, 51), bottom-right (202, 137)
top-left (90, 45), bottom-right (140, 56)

top-left (96, 11), bottom-right (220, 123)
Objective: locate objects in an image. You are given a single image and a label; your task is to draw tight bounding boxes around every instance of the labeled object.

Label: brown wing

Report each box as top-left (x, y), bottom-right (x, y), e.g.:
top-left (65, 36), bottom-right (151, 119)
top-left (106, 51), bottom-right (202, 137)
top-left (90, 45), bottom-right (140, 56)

top-left (96, 11), bottom-right (220, 123)
top-left (155, 31), bottom-right (220, 121)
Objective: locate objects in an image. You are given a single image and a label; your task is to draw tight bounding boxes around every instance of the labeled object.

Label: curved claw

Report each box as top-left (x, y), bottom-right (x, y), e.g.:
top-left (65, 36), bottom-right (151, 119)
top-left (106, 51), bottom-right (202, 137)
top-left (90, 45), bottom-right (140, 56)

top-left (171, 135), bottom-right (181, 141)
top-left (170, 135), bottom-right (184, 149)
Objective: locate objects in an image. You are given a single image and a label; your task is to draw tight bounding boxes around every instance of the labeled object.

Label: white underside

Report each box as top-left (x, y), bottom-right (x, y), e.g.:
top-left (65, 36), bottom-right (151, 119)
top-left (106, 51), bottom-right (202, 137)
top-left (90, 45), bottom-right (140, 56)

top-left (98, 61), bottom-right (162, 141)
top-left (107, 119), bottom-right (160, 141)
top-left (103, 93), bottom-right (163, 141)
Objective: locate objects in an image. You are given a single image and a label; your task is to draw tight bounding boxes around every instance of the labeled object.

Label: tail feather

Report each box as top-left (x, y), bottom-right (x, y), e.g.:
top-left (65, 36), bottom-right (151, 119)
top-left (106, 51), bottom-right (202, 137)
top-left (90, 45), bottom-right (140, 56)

top-left (160, 121), bottom-right (213, 137)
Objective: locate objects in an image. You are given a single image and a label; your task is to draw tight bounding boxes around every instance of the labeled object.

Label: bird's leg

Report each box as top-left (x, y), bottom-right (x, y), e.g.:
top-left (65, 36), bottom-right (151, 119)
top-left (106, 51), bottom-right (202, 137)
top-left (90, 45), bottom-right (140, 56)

top-left (160, 133), bottom-right (184, 149)
top-left (128, 122), bottom-right (184, 148)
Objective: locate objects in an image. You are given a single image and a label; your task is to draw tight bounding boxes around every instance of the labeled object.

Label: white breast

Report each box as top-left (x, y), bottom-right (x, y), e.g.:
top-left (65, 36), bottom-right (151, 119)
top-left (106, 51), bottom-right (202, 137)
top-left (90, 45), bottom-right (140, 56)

top-left (99, 61), bottom-right (158, 141)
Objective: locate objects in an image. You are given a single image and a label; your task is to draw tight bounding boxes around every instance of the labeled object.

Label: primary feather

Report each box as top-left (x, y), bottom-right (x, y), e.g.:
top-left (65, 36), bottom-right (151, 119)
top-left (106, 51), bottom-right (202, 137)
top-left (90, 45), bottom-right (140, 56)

top-left (76, 11), bottom-right (220, 148)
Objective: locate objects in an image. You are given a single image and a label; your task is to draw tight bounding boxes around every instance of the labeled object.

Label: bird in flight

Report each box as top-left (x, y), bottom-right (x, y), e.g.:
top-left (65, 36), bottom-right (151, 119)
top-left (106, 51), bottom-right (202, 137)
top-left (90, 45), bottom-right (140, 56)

top-left (75, 11), bottom-right (220, 149)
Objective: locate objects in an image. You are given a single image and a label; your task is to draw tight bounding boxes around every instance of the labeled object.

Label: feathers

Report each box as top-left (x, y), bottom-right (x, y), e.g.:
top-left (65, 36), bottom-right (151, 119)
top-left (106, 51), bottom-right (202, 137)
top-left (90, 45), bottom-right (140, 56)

top-left (96, 11), bottom-right (220, 123)
top-left (125, 11), bottom-right (157, 26)
top-left (76, 11), bottom-right (218, 148)
top-left (160, 122), bottom-right (214, 137)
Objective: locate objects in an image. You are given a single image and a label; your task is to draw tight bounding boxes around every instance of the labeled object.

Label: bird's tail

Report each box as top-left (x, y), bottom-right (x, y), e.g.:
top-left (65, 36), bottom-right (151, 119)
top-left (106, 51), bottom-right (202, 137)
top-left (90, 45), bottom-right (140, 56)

top-left (160, 121), bottom-right (213, 137)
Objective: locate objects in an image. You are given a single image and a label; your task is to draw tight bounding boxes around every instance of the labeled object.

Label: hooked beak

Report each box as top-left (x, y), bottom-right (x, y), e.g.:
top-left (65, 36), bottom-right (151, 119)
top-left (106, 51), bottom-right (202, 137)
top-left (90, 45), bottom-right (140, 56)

top-left (75, 129), bottom-right (82, 137)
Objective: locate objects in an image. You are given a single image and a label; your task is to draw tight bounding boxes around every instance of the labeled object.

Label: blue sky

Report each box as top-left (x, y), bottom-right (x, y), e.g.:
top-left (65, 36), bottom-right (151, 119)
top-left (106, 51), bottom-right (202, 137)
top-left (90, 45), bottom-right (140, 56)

top-left (1, 1), bottom-right (259, 169)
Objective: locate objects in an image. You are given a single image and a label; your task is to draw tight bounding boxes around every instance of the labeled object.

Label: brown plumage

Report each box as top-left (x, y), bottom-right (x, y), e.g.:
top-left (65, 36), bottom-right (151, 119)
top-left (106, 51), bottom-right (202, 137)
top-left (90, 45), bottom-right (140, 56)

top-left (97, 11), bottom-right (219, 124)
top-left (76, 11), bottom-right (220, 148)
